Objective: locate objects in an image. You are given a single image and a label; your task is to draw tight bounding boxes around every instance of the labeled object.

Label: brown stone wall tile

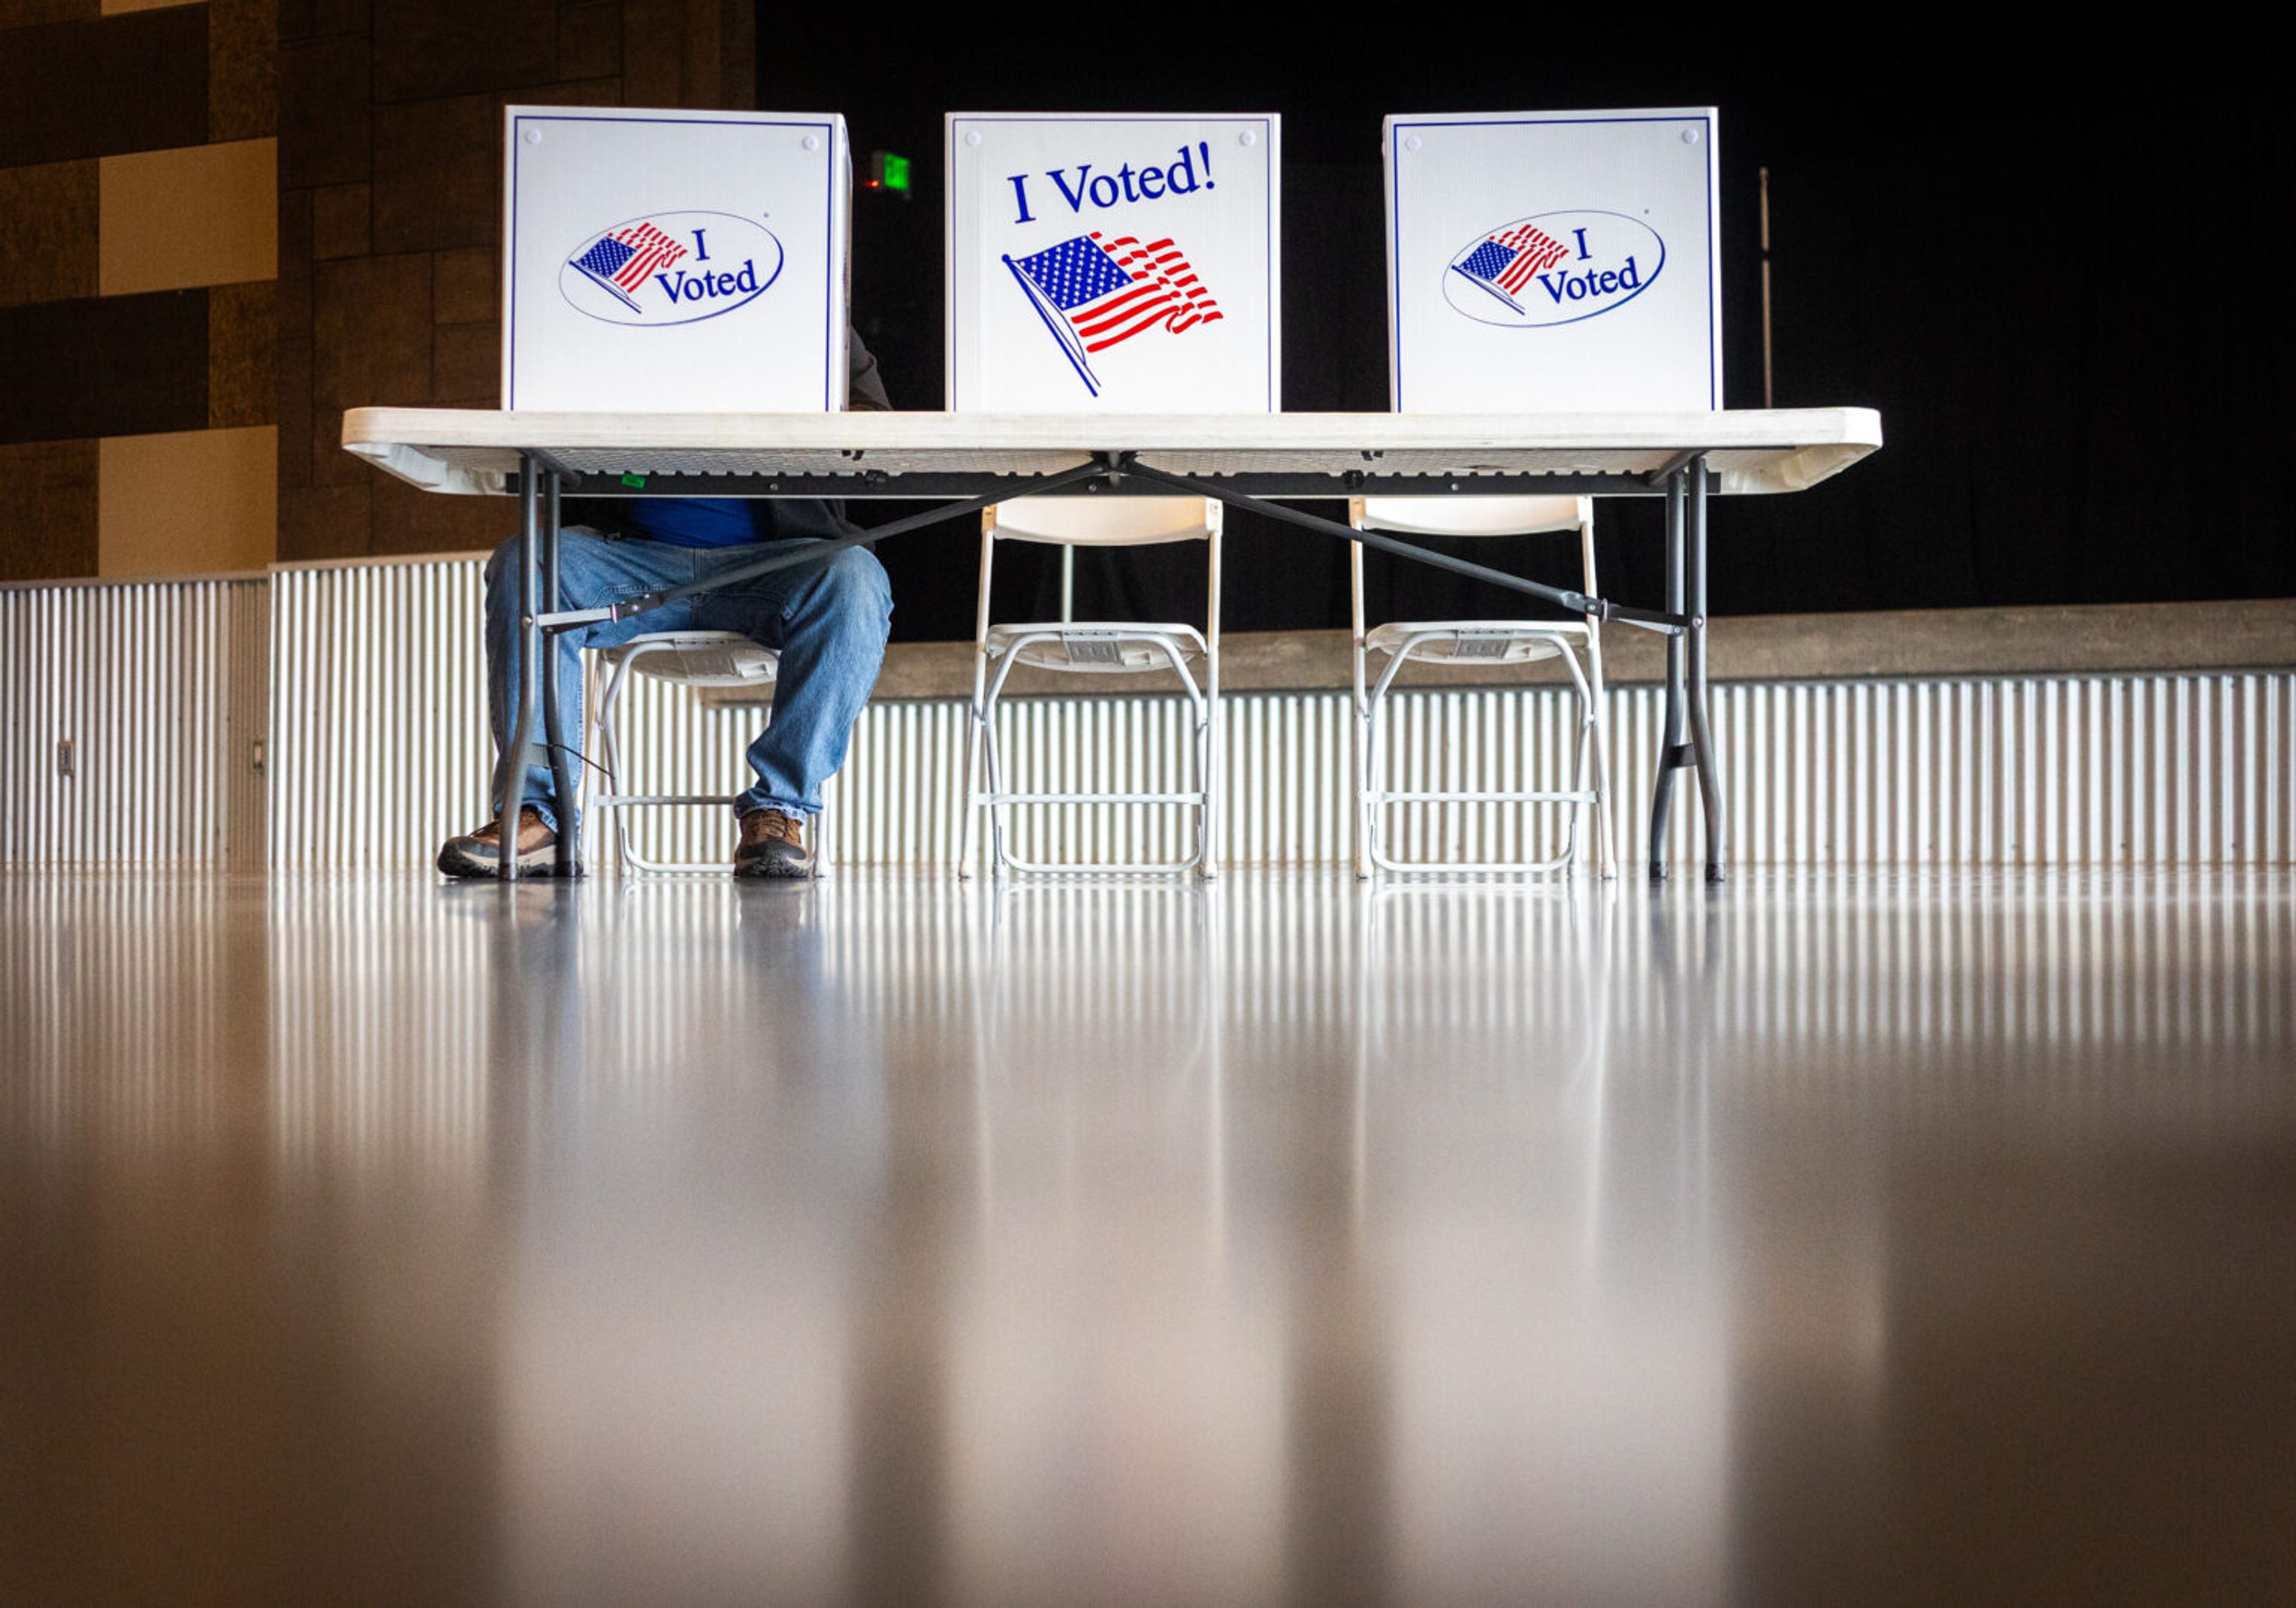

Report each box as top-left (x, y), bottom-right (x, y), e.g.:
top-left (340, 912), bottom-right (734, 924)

top-left (370, 472), bottom-right (511, 556)
top-left (311, 0), bottom-right (371, 34)
top-left (278, 187), bottom-right (314, 279)
top-left (432, 245), bottom-right (496, 324)
top-left (209, 281), bottom-right (276, 429)
top-left (373, 0), bottom-right (558, 105)
top-left (277, 187), bottom-right (313, 343)
top-left (557, 1), bottom-right (619, 81)
top-left (430, 320), bottom-right (498, 405)
top-left (0, 438), bottom-right (98, 582)
top-left (0, 0), bottom-right (97, 27)
top-left (511, 77), bottom-right (619, 109)
top-left (279, 481), bottom-right (369, 561)
top-left (0, 10), bottom-right (210, 167)
top-left (618, 0), bottom-right (682, 107)
top-left (279, 35), bottom-right (370, 189)
top-left (275, 333), bottom-right (312, 487)
top-left (280, 0), bottom-right (371, 39)
top-left (0, 289), bottom-right (207, 445)
top-left (717, 0), bottom-right (753, 112)
top-left (311, 253), bottom-right (430, 485)
top-left (0, 159), bottom-right (97, 309)
top-left (276, 270), bottom-right (312, 344)
top-left (312, 181), bottom-right (372, 258)
top-left (371, 90), bottom-right (499, 253)
top-left (210, 0), bottom-right (278, 142)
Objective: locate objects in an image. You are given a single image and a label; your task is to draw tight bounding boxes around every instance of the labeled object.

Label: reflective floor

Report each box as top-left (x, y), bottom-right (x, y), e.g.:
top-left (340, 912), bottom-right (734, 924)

top-left (3, 868), bottom-right (2293, 1606)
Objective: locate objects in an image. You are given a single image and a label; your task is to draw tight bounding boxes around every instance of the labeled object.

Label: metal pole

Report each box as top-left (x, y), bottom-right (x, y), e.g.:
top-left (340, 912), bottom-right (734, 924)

top-left (538, 469), bottom-right (581, 877)
top-left (1650, 469), bottom-right (1687, 879)
top-left (1685, 459), bottom-right (1726, 881)
top-left (498, 459), bottom-right (541, 881)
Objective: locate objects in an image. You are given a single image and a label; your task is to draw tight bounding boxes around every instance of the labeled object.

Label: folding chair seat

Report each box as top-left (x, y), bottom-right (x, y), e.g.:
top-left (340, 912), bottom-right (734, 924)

top-left (958, 495), bottom-right (1222, 878)
top-left (1351, 494), bottom-right (1611, 878)
top-left (588, 629), bottom-right (826, 875)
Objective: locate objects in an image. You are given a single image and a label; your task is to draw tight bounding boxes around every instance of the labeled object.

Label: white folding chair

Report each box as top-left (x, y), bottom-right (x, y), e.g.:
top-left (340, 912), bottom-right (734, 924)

top-left (958, 495), bottom-right (1222, 879)
top-left (588, 630), bottom-right (827, 876)
top-left (1349, 494), bottom-right (1611, 878)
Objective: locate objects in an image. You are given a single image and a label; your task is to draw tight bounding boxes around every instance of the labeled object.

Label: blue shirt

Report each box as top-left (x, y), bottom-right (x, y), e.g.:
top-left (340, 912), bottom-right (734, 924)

top-left (622, 497), bottom-right (758, 548)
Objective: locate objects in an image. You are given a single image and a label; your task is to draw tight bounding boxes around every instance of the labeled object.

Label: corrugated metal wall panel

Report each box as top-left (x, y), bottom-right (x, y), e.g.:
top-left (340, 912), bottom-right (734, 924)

top-left (0, 576), bottom-right (267, 866)
top-left (8, 558), bottom-right (2291, 872)
top-left (268, 557), bottom-right (493, 869)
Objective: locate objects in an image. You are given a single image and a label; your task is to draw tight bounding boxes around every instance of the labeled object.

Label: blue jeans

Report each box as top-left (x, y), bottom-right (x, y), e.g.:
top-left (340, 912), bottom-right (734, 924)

top-left (486, 528), bottom-right (891, 830)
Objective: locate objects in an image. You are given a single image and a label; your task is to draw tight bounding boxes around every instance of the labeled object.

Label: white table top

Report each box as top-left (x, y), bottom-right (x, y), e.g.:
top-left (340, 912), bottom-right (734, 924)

top-left (342, 406), bottom-right (1882, 500)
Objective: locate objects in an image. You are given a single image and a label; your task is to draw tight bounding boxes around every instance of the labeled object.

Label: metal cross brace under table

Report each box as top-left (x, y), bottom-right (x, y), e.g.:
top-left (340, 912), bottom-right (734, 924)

top-left (340, 408), bottom-right (1885, 885)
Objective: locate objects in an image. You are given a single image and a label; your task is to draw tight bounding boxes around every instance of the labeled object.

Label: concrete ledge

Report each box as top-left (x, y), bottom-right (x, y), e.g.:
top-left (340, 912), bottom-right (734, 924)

top-left (702, 598), bottom-right (2296, 705)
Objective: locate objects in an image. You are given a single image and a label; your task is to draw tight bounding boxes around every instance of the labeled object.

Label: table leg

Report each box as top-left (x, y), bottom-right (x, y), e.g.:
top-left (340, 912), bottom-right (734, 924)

top-left (497, 460), bottom-right (541, 882)
top-left (1685, 459), bottom-right (1727, 882)
top-left (537, 470), bottom-right (581, 878)
top-left (1650, 470), bottom-right (1689, 879)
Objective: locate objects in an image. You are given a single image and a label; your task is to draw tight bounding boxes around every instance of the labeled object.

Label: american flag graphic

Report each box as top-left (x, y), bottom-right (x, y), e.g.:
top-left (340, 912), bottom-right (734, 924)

top-left (1454, 222), bottom-right (1573, 308)
top-left (1004, 232), bottom-right (1223, 396)
top-left (569, 222), bottom-right (688, 311)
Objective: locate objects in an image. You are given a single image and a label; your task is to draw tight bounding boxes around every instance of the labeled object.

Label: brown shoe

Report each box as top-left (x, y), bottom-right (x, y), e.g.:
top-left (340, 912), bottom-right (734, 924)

top-left (437, 806), bottom-right (558, 878)
top-left (735, 808), bottom-right (814, 879)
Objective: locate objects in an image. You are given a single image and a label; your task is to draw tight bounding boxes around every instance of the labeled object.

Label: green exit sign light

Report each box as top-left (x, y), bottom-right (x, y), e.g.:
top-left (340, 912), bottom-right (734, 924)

top-left (868, 151), bottom-right (911, 195)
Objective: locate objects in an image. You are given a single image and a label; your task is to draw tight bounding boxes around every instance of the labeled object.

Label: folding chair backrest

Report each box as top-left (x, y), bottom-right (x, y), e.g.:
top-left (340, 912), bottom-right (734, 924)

top-left (988, 494), bottom-right (1216, 547)
top-left (1357, 494), bottom-right (1588, 540)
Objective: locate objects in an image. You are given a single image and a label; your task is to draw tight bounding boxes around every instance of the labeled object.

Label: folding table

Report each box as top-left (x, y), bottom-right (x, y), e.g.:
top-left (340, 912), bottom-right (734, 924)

top-left (343, 407), bottom-right (1883, 881)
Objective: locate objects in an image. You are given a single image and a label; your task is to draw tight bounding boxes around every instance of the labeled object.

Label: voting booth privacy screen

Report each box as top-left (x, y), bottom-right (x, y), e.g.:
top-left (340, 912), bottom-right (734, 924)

top-left (1385, 109), bottom-right (1721, 413)
top-left (946, 114), bottom-right (1280, 412)
top-left (503, 106), bottom-right (851, 412)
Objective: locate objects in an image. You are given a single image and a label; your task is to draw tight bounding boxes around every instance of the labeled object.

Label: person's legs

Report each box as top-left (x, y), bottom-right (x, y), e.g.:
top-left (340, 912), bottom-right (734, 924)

top-left (482, 527), bottom-right (698, 831)
top-left (691, 542), bottom-right (893, 820)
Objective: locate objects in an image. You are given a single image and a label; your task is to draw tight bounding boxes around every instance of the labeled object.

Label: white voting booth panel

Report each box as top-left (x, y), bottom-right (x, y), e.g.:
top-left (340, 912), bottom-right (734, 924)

top-left (946, 113), bottom-right (1280, 412)
top-left (1385, 109), bottom-right (1720, 412)
top-left (503, 106), bottom-right (850, 412)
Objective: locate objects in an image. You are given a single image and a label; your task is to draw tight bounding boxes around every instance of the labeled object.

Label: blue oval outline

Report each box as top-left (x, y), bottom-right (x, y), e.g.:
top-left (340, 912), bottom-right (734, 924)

top-left (559, 209), bottom-right (785, 328)
top-left (1442, 210), bottom-right (1666, 330)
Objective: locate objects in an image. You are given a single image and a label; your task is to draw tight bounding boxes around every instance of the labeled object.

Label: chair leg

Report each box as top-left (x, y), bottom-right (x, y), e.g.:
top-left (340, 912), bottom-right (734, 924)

top-left (1351, 642), bottom-right (1372, 881)
top-left (1198, 707), bottom-right (1219, 881)
top-left (595, 658), bottom-right (631, 875)
top-left (1589, 721), bottom-right (1613, 880)
top-left (979, 695), bottom-right (1010, 878)
top-left (1363, 678), bottom-right (1386, 875)
top-left (1588, 673), bottom-right (1614, 881)
top-left (957, 702), bottom-right (981, 880)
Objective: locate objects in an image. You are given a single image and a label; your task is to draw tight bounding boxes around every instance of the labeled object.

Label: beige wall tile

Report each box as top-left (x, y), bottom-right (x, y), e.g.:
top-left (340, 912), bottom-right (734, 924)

top-left (99, 139), bottom-right (279, 296)
top-left (98, 426), bottom-right (277, 577)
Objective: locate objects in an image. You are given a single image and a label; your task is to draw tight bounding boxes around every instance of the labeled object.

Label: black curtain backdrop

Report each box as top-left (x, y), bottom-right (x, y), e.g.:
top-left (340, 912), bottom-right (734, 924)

top-left (759, 30), bottom-right (2294, 643)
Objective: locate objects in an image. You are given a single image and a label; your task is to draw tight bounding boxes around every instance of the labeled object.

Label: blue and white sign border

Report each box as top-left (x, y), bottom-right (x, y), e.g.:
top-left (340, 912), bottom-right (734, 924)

top-left (502, 107), bottom-right (846, 411)
top-left (944, 112), bottom-right (1282, 412)
top-left (1384, 109), bottom-right (1721, 411)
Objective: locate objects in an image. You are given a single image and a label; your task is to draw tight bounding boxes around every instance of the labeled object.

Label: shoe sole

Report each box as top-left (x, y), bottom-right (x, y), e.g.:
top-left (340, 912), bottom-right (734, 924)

top-left (734, 848), bottom-right (814, 879)
top-left (437, 840), bottom-right (563, 879)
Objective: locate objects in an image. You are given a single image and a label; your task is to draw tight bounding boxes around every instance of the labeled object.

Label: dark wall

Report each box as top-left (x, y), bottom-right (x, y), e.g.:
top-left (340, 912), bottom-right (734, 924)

top-left (278, 0), bottom-right (758, 563)
top-left (767, 28), bottom-right (2295, 641)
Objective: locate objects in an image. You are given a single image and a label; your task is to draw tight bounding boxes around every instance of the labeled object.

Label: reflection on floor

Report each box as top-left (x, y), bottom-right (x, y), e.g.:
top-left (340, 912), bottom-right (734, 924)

top-left (4, 869), bottom-right (2292, 1606)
